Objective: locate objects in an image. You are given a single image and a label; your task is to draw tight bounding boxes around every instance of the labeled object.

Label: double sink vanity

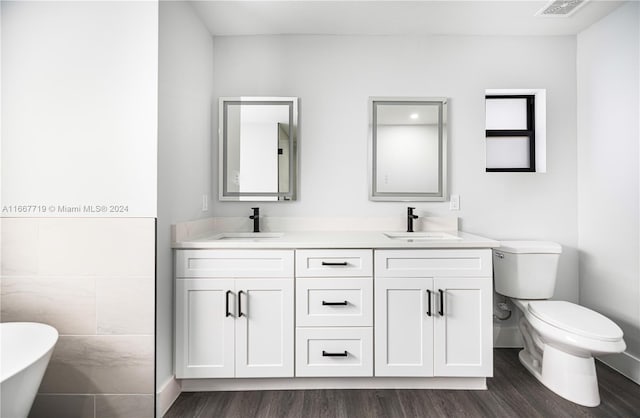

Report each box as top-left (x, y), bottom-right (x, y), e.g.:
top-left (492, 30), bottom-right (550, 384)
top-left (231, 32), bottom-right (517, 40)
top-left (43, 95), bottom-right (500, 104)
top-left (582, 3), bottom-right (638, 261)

top-left (173, 222), bottom-right (499, 391)
top-left (174, 95), bottom-right (498, 390)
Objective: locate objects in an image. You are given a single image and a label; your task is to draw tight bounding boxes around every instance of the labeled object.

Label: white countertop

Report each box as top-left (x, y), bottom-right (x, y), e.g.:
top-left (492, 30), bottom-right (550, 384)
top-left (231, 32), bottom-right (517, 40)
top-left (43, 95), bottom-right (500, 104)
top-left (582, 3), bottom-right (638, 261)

top-left (173, 230), bottom-right (500, 249)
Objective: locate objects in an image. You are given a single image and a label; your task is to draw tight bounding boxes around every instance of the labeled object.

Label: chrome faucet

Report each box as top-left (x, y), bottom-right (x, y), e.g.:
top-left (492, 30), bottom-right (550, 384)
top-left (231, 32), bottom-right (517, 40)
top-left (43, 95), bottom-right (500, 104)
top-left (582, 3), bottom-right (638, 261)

top-left (407, 207), bottom-right (418, 232)
top-left (249, 207), bottom-right (260, 233)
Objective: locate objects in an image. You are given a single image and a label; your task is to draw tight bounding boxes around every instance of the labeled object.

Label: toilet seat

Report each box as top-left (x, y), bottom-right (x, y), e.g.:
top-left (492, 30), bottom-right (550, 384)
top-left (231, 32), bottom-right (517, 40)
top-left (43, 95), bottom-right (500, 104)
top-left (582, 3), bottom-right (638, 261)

top-left (527, 301), bottom-right (623, 342)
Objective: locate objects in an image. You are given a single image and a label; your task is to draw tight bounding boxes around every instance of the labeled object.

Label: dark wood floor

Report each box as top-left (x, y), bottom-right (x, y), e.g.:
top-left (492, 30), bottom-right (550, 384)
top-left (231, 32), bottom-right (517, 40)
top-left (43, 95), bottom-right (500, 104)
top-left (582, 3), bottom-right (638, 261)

top-left (165, 349), bottom-right (640, 418)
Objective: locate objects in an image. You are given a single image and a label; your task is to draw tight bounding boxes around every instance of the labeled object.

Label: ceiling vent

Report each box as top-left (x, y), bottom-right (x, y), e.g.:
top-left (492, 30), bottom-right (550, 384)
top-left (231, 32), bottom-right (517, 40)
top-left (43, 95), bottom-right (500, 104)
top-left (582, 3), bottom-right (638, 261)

top-left (536, 0), bottom-right (589, 17)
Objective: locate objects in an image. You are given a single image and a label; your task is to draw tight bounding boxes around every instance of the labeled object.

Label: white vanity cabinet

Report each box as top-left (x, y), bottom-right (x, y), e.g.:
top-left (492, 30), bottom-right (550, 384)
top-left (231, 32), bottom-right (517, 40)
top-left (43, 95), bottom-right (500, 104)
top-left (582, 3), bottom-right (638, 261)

top-left (173, 235), bottom-right (499, 390)
top-left (175, 250), bottom-right (294, 379)
top-left (295, 250), bottom-right (374, 377)
top-left (374, 249), bottom-right (493, 377)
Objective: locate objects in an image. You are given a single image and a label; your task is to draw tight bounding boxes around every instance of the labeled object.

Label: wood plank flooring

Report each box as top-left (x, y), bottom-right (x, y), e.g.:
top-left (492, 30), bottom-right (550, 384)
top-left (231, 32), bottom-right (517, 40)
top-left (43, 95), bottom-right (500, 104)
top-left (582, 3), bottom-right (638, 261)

top-left (165, 349), bottom-right (640, 418)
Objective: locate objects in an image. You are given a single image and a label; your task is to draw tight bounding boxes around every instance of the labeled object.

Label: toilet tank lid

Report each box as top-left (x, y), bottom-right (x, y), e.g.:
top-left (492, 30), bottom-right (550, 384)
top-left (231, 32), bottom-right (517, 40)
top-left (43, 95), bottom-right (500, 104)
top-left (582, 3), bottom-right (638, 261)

top-left (497, 241), bottom-right (562, 254)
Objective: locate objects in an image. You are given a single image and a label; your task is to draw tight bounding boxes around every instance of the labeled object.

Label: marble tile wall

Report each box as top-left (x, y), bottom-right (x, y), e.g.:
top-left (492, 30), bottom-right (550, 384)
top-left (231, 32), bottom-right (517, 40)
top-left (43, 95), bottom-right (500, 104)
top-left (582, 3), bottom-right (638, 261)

top-left (0, 218), bottom-right (155, 418)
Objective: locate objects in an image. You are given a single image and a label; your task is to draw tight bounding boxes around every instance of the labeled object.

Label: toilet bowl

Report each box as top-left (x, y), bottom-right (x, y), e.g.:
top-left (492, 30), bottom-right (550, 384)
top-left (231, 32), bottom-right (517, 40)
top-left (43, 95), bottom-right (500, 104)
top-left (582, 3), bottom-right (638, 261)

top-left (511, 299), bottom-right (625, 407)
top-left (493, 241), bottom-right (626, 407)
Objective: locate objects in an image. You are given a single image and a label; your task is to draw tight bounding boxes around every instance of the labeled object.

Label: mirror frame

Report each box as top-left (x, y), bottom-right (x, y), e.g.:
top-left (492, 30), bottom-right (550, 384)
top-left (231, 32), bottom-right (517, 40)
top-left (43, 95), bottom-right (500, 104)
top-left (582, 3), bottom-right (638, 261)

top-left (218, 96), bottom-right (298, 201)
top-left (368, 97), bottom-right (448, 201)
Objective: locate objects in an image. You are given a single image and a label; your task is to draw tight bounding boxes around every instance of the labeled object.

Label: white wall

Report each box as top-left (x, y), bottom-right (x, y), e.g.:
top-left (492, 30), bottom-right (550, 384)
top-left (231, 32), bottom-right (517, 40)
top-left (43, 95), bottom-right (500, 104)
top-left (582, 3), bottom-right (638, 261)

top-left (157, 0), bottom-right (214, 407)
top-left (1, 1), bottom-right (157, 217)
top-left (1, 2), bottom-right (158, 417)
top-left (211, 35), bottom-right (579, 303)
top-left (577, 2), bottom-right (640, 377)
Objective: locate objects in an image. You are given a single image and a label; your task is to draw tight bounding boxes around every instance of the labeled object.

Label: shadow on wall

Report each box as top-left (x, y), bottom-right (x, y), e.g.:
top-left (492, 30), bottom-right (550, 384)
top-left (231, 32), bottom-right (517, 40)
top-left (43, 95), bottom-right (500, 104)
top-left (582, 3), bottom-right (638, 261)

top-left (578, 251), bottom-right (640, 359)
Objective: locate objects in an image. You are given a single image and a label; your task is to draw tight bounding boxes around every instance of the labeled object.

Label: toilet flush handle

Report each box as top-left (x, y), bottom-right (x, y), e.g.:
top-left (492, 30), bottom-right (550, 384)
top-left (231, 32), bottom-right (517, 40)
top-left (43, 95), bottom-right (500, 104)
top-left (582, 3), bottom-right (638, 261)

top-left (495, 251), bottom-right (504, 259)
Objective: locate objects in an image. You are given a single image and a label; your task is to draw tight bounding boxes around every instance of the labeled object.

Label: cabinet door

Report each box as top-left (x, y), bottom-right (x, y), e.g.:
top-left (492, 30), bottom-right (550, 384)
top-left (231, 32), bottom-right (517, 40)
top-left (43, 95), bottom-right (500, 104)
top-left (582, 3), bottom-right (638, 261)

top-left (374, 277), bottom-right (433, 376)
top-left (235, 278), bottom-right (294, 377)
top-left (433, 277), bottom-right (492, 377)
top-left (175, 279), bottom-right (235, 378)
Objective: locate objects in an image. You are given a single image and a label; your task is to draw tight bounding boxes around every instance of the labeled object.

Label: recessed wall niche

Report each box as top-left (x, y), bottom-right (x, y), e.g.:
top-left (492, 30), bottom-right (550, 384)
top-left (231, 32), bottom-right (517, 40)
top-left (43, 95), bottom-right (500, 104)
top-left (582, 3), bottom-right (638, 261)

top-left (485, 89), bottom-right (547, 173)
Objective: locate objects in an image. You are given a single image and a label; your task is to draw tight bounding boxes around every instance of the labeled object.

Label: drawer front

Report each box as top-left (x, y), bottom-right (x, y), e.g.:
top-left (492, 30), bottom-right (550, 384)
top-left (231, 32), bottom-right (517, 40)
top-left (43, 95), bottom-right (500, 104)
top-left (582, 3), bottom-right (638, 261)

top-left (296, 278), bottom-right (373, 327)
top-left (176, 250), bottom-right (294, 278)
top-left (295, 327), bottom-right (373, 377)
top-left (375, 249), bottom-right (492, 278)
top-left (295, 250), bottom-right (373, 277)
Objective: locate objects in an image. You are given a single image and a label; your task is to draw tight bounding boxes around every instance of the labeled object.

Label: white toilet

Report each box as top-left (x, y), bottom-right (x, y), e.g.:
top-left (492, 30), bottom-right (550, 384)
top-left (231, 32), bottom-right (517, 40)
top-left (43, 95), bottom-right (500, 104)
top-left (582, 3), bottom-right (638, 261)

top-left (493, 241), bottom-right (626, 407)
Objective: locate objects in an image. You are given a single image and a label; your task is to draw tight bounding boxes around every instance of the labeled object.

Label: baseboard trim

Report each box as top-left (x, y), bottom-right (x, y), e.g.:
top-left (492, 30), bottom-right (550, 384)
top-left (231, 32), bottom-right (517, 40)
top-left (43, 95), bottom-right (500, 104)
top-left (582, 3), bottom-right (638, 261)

top-left (598, 351), bottom-right (640, 385)
top-left (157, 376), bottom-right (182, 417)
top-left (181, 377), bottom-right (487, 392)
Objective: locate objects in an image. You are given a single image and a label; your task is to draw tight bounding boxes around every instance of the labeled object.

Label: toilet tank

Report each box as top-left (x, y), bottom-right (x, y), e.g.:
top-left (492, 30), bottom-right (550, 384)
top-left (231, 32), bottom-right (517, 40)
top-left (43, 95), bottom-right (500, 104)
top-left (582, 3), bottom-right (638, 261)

top-left (493, 241), bottom-right (562, 299)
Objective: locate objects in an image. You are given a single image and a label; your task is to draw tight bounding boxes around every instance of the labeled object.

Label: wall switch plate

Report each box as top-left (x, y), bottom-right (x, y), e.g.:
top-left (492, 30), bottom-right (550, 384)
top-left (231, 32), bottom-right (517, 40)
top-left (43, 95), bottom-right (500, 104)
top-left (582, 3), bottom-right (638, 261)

top-left (449, 194), bottom-right (460, 211)
top-left (202, 194), bottom-right (208, 212)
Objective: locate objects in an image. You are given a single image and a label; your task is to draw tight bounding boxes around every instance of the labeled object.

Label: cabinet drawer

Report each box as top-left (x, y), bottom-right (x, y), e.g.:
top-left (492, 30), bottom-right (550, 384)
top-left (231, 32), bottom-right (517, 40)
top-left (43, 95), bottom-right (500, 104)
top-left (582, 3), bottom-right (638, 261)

top-left (295, 250), bottom-right (373, 277)
top-left (375, 249), bottom-right (492, 278)
top-left (295, 327), bottom-right (373, 377)
top-left (176, 250), bottom-right (294, 278)
top-left (296, 278), bottom-right (372, 327)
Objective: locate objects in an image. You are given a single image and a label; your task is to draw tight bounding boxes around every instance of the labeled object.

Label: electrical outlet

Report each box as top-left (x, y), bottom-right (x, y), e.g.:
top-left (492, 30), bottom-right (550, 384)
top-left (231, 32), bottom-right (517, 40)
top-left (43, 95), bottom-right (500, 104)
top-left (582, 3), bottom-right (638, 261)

top-left (449, 194), bottom-right (460, 211)
top-left (202, 194), bottom-right (208, 212)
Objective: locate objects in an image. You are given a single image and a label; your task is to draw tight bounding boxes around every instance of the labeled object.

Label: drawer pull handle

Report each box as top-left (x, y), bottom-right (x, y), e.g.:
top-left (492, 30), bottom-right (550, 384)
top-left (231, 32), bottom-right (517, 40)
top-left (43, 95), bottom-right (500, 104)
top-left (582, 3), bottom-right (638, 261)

top-left (439, 289), bottom-right (444, 316)
top-left (238, 290), bottom-right (245, 317)
top-left (225, 290), bottom-right (233, 317)
top-left (322, 300), bottom-right (348, 306)
top-left (322, 350), bottom-right (348, 357)
top-left (426, 289), bottom-right (432, 317)
top-left (321, 261), bottom-right (348, 266)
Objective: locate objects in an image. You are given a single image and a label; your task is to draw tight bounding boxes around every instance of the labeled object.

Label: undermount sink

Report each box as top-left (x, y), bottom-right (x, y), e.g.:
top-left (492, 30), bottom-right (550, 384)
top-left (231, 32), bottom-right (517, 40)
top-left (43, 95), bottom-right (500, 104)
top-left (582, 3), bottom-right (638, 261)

top-left (208, 232), bottom-right (284, 240)
top-left (384, 232), bottom-right (462, 241)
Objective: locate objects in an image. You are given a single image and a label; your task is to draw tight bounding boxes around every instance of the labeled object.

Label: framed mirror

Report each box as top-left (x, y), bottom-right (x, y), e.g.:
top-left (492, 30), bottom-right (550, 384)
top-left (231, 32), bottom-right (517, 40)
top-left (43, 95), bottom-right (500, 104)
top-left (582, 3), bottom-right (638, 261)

top-left (219, 97), bottom-right (298, 201)
top-left (369, 97), bottom-right (447, 201)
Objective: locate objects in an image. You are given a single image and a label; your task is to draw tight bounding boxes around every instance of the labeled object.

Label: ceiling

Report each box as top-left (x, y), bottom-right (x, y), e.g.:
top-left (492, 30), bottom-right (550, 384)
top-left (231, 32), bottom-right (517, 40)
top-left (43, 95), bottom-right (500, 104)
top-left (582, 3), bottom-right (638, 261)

top-left (190, 0), bottom-right (624, 37)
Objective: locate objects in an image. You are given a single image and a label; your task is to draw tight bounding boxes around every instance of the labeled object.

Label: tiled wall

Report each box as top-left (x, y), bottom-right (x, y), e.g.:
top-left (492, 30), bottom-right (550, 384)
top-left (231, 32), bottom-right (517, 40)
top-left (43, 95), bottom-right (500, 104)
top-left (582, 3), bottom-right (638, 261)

top-left (1, 218), bottom-right (155, 418)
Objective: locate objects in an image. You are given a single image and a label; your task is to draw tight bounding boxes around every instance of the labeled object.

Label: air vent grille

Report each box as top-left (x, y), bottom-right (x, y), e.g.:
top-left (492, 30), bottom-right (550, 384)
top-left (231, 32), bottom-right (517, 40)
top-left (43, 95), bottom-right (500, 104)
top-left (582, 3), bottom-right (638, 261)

top-left (536, 0), bottom-right (588, 17)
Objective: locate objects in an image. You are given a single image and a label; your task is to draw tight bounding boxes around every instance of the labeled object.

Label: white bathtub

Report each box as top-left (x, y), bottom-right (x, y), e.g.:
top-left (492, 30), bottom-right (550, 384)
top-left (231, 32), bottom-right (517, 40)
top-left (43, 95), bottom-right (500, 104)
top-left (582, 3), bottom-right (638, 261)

top-left (1, 322), bottom-right (59, 418)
